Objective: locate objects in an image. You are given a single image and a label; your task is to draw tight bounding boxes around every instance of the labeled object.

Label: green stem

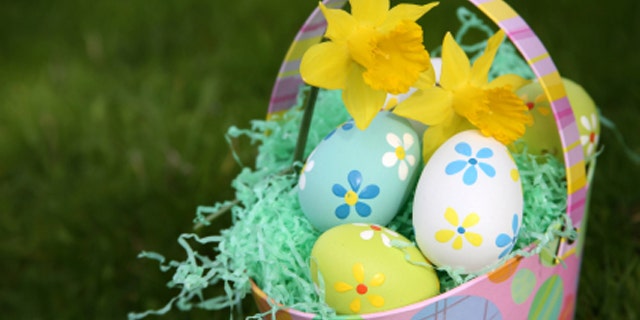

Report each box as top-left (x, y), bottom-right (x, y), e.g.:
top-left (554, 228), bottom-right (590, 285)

top-left (292, 86), bottom-right (319, 167)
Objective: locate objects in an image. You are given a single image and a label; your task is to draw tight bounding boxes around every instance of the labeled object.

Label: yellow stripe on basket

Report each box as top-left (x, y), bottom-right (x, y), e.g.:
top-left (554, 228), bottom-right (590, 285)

top-left (539, 72), bottom-right (565, 101)
top-left (284, 36), bottom-right (324, 63)
top-left (279, 68), bottom-right (303, 79)
top-left (567, 162), bottom-right (588, 193)
top-left (527, 53), bottom-right (550, 65)
top-left (477, 0), bottom-right (519, 21)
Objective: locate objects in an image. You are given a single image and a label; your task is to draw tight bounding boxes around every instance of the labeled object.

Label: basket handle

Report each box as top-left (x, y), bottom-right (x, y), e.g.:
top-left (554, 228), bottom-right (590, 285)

top-left (268, 0), bottom-right (587, 229)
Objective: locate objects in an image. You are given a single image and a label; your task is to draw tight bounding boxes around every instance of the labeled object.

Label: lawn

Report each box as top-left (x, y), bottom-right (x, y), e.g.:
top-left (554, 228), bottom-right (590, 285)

top-left (0, 0), bottom-right (638, 319)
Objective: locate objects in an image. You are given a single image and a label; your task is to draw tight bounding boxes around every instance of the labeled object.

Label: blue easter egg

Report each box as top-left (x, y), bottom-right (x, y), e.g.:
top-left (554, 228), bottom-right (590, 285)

top-left (298, 111), bottom-right (421, 231)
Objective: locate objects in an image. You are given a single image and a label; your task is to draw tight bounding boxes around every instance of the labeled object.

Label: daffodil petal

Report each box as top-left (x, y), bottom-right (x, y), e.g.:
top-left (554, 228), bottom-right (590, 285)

top-left (413, 62), bottom-right (436, 90)
top-left (301, 41), bottom-right (351, 89)
top-left (487, 73), bottom-right (530, 90)
top-left (440, 32), bottom-right (471, 90)
top-left (343, 65), bottom-right (386, 130)
top-left (320, 2), bottom-right (357, 42)
top-left (381, 2), bottom-right (439, 31)
top-left (393, 87), bottom-right (453, 125)
top-left (470, 30), bottom-right (505, 87)
top-left (422, 115), bottom-right (472, 161)
top-left (350, 0), bottom-right (389, 25)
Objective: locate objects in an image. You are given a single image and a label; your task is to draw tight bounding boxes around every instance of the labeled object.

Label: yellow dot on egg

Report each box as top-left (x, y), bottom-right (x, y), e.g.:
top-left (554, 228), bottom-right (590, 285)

top-left (511, 169), bottom-right (520, 182)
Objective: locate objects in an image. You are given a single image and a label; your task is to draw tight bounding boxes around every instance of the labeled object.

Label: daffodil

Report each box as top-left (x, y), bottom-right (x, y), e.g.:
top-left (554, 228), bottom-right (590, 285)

top-left (393, 30), bottom-right (532, 161)
top-left (300, 0), bottom-right (438, 130)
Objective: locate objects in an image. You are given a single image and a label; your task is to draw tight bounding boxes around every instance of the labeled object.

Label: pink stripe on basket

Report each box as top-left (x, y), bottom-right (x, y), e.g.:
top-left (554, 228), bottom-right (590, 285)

top-left (269, 76), bottom-right (303, 113)
top-left (566, 141), bottom-right (585, 167)
top-left (554, 97), bottom-right (576, 128)
top-left (470, 0), bottom-right (494, 4)
top-left (298, 22), bottom-right (328, 41)
top-left (568, 187), bottom-right (588, 222)
top-left (278, 59), bottom-right (302, 77)
top-left (300, 20), bottom-right (327, 34)
top-left (500, 16), bottom-right (527, 31)
top-left (514, 37), bottom-right (547, 60)
top-left (530, 56), bottom-right (557, 77)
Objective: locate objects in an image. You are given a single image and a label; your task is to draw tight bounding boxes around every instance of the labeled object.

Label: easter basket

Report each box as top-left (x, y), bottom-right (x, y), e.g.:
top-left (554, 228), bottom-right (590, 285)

top-left (251, 0), bottom-right (594, 319)
top-left (128, 0), bottom-right (600, 320)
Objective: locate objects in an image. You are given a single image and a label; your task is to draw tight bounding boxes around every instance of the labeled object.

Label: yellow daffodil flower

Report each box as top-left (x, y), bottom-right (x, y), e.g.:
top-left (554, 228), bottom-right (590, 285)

top-left (300, 0), bottom-right (439, 130)
top-left (393, 30), bottom-right (532, 161)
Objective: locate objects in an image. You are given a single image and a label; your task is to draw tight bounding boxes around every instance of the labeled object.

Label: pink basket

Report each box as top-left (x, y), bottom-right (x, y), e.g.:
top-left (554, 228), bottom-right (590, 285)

top-left (255, 0), bottom-right (591, 319)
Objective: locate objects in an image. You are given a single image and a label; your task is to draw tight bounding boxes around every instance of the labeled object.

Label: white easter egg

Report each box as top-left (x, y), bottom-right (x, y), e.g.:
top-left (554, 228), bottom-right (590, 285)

top-left (413, 130), bottom-right (523, 273)
top-left (298, 111), bottom-right (421, 231)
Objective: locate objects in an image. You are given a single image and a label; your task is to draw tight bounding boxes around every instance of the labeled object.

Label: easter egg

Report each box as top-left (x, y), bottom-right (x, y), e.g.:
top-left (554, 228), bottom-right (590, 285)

top-left (298, 111), bottom-right (421, 231)
top-left (310, 223), bottom-right (440, 315)
top-left (413, 130), bottom-right (523, 273)
top-left (515, 80), bottom-right (563, 159)
top-left (516, 78), bottom-right (599, 161)
top-left (564, 78), bottom-right (599, 160)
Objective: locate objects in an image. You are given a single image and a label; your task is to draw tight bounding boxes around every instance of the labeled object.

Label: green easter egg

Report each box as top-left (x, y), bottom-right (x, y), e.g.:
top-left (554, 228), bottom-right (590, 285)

top-left (516, 78), bottom-right (599, 161)
top-left (564, 78), bottom-right (600, 160)
top-left (310, 223), bottom-right (440, 315)
top-left (516, 81), bottom-right (563, 160)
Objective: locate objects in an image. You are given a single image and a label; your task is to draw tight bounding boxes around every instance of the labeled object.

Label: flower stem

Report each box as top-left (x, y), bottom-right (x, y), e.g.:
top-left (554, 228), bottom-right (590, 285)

top-left (292, 86), bottom-right (319, 168)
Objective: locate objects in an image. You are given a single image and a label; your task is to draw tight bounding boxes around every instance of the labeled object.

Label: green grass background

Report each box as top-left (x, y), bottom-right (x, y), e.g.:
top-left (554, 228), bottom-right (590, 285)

top-left (1, 0), bottom-right (638, 319)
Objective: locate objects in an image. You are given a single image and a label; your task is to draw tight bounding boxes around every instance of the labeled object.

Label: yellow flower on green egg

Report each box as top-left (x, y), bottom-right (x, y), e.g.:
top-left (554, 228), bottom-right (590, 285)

top-left (300, 0), bottom-right (439, 130)
top-left (393, 30), bottom-right (533, 161)
top-left (334, 262), bottom-right (386, 313)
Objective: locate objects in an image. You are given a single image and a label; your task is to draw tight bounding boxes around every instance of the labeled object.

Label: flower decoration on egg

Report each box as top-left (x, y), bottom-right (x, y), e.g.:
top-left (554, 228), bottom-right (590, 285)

top-left (579, 114), bottom-right (599, 159)
top-left (435, 207), bottom-right (483, 250)
top-left (356, 223), bottom-right (400, 247)
top-left (521, 91), bottom-right (552, 117)
top-left (298, 152), bottom-right (316, 191)
top-left (445, 141), bottom-right (496, 186)
top-left (324, 119), bottom-right (355, 141)
top-left (332, 170), bottom-right (380, 219)
top-left (393, 30), bottom-right (532, 161)
top-left (495, 213), bottom-right (520, 259)
top-left (334, 263), bottom-right (386, 313)
top-left (300, 0), bottom-right (439, 130)
top-left (382, 132), bottom-right (417, 181)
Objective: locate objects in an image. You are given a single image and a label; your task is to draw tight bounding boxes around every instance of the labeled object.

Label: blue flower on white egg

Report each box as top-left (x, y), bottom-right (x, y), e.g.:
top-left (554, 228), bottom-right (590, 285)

top-left (324, 119), bottom-right (355, 141)
top-left (381, 132), bottom-right (416, 181)
top-left (445, 142), bottom-right (496, 186)
top-left (332, 170), bottom-right (380, 219)
top-left (495, 213), bottom-right (520, 259)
